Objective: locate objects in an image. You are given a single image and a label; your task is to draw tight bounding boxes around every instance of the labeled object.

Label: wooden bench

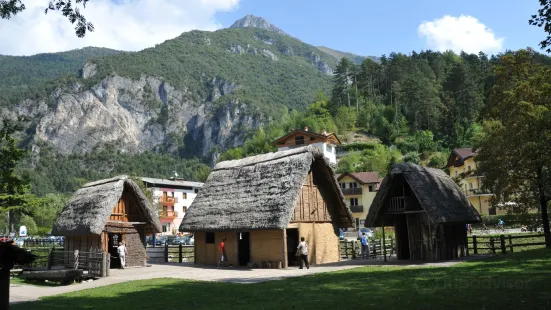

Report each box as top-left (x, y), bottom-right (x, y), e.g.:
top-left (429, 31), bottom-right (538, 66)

top-left (20, 269), bottom-right (83, 285)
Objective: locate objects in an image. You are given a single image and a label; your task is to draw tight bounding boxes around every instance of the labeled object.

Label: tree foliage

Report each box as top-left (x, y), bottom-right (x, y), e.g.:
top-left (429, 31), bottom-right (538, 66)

top-left (529, 0), bottom-right (551, 52)
top-left (0, 0), bottom-right (93, 37)
top-left (476, 49), bottom-right (551, 245)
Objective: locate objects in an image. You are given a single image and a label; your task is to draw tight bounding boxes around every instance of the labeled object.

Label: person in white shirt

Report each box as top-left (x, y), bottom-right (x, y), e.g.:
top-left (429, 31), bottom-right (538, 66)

top-left (117, 242), bottom-right (128, 269)
top-left (296, 237), bottom-right (309, 269)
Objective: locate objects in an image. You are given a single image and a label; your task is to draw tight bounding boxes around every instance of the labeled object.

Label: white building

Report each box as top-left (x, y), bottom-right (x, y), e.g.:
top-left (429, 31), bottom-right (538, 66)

top-left (271, 127), bottom-right (340, 164)
top-left (141, 177), bottom-right (204, 235)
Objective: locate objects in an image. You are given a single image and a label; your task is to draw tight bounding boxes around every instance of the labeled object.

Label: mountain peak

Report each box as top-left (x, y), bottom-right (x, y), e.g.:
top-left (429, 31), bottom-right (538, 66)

top-left (230, 15), bottom-right (289, 37)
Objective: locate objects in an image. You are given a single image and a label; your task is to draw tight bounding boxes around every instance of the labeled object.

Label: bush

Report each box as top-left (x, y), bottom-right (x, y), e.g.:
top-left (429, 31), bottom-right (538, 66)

top-left (403, 152), bottom-right (421, 164)
top-left (477, 214), bottom-right (543, 228)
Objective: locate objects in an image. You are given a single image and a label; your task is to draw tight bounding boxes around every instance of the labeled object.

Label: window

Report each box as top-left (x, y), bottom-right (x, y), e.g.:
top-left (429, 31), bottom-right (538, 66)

top-left (340, 183), bottom-right (346, 189)
top-left (355, 218), bottom-right (360, 227)
top-left (194, 189), bottom-right (199, 194)
top-left (326, 145), bottom-right (333, 153)
top-left (162, 191), bottom-right (168, 199)
top-left (182, 193), bottom-right (187, 200)
top-left (310, 137), bottom-right (316, 141)
top-left (349, 182), bottom-right (358, 189)
top-left (350, 198), bottom-right (359, 206)
top-left (295, 136), bottom-right (305, 145)
top-left (206, 232), bottom-right (215, 244)
top-left (368, 185), bottom-right (375, 192)
top-left (162, 223), bottom-right (170, 233)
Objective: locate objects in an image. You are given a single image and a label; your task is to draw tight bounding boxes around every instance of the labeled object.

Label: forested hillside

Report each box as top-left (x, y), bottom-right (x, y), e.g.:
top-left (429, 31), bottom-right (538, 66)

top-left (220, 49), bottom-right (551, 176)
top-left (0, 47), bottom-right (122, 104)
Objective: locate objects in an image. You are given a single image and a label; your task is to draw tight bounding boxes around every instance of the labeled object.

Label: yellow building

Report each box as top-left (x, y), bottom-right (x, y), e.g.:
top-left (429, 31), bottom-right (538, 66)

top-left (447, 148), bottom-right (504, 216)
top-left (337, 172), bottom-right (381, 228)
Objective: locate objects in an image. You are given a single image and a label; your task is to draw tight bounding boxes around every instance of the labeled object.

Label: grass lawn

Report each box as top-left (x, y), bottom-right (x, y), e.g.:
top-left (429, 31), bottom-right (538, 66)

top-left (13, 249), bottom-right (551, 310)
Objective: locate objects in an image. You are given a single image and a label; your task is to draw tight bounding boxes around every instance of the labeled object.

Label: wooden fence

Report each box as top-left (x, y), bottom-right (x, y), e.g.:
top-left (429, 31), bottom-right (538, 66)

top-left (468, 233), bottom-right (550, 255)
top-left (15, 248), bottom-right (108, 277)
top-left (340, 238), bottom-right (396, 259)
top-left (147, 244), bottom-right (194, 263)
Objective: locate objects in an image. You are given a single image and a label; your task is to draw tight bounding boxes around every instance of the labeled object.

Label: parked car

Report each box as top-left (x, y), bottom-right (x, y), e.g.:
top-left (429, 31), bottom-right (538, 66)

top-left (339, 229), bottom-right (345, 240)
top-left (357, 228), bottom-right (373, 239)
top-left (15, 236), bottom-right (31, 246)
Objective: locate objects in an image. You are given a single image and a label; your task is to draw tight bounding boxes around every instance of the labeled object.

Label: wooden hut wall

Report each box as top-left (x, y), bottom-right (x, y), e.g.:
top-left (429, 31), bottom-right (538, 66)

top-left (291, 172), bottom-right (332, 223)
top-left (64, 235), bottom-right (102, 253)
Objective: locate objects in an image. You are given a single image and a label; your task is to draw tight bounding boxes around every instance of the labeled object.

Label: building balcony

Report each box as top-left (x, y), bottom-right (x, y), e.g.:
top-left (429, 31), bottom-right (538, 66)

top-left (466, 188), bottom-right (493, 197)
top-left (342, 188), bottom-right (363, 196)
top-left (349, 205), bottom-right (364, 213)
top-left (159, 196), bottom-right (178, 205)
top-left (159, 210), bottom-right (178, 218)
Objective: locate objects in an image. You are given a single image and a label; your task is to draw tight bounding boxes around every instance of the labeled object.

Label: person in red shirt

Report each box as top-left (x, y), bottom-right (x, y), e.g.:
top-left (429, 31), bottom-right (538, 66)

top-left (217, 237), bottom-right (227, 268)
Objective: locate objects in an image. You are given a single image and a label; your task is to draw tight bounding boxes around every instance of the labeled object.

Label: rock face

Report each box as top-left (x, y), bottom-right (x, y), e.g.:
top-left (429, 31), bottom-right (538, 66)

top-left (230, 15), bottom-right (291, 38)
top-left (16, 75), bottom-right (264, 158)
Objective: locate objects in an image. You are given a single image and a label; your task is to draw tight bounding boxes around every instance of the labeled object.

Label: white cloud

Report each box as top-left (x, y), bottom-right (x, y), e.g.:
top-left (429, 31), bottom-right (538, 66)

top-left (0, 0), bottom-right (240, 55)
top-left (418, 15), bottom-right (504, 54)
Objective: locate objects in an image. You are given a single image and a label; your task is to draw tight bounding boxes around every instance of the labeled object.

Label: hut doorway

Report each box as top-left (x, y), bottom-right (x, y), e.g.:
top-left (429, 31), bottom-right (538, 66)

top-left (237, 232), bottom-right (250, 267)
top-left (395, 216), bottom-right (410, 259)
top-left (286, 228), bottom-right (299, 267)
top-left (108, 233), bottom-right (122, 269)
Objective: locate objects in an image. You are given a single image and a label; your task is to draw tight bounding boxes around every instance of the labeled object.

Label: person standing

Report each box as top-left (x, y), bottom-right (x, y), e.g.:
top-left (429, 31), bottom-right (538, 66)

top-left (297, 237), bottom-right (309, 269)
top-left (361, 233), bottom-right (369, 259)
top-left (217, 237), bottom-right (227, 268)
top-left (117, 241), bottom-right (128, 269)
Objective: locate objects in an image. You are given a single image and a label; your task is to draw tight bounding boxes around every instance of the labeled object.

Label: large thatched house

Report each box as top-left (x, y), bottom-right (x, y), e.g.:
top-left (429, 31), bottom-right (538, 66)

top-left (180, 146), bottom-right (353, 268)
top-left (366, 163), bottom-right (481, 261)
top-left (52, 176), bottom-right (161, 268)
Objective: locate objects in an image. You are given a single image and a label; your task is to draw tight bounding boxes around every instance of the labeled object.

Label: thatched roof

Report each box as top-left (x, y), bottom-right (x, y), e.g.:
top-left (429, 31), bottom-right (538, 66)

top-left (180, 146), bottom-right (353, 232)
top-left (366, 163), bottom-right (481, 226)
top-left (52, 176), bottom-right (161, 236)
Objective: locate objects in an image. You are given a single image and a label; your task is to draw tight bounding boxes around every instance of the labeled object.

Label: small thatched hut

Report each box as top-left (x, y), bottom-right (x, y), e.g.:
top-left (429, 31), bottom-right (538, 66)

top-left (52, 176), bottom-right (161, 268)
top-left (180, 146), bottom-right (353, 268)
top-left (365, 163), bottom-right (481, 261)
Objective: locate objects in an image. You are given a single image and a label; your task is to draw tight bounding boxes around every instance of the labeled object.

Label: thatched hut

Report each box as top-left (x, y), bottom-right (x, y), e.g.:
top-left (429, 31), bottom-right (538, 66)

top-left (52, 176), bottom-right (161, 268)
top-left (180, 146), bottom-right (354, 268)
top-left (365, 163), bottom-right (481, 261)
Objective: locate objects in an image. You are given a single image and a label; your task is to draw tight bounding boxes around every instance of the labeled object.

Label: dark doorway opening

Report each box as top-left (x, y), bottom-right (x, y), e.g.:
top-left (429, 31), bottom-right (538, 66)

top-left (108, 233), bottom-right (122, 268)
top-left (286, 228), bottom-right (299, 267)
top-left (395, 216), bottom-right (410, 259)
top-left (237, 232), bottom-right (250, 267)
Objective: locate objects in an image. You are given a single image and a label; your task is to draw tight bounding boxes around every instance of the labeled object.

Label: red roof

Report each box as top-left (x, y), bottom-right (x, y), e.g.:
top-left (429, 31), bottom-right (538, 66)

top-left (453, 148), bottom-right (477, 159)
top-left (337, 172), bottom-right (381, 184)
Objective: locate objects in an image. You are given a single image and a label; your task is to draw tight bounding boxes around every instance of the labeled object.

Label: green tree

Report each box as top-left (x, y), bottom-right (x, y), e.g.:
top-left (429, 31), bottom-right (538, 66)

top-left (0, 119), bottom-right (36, 234)
top-left (334, 106), bottom-right (357, 133)
top-left (529, 0), bottom-right (551, 52)
top-left (331, 58), bottom-right (355, 110)
top-left (0, 0), bottom-right (93, 37)
top-left (476, 50), bottom-right (551, 246)
top-left (29, 193), bottom-right (68, 234)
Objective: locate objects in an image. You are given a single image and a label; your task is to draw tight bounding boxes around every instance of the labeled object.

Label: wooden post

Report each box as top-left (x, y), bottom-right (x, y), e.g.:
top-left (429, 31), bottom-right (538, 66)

top-left (373, 239), bottom-right (377, 258)
top-left (73, 250), bottom-right (79, 270)
top-left (106, 254), bottom-right (110, 277)
top-left (1, 268), bottom-right (10, 310)
top-left (490, 238), bottom-right (496, 255)
top-left (179, 244), bottom-right (183, 263)
top-left (508, 235), bottom-right (514, 253)
top-left (382, 221), bottom-right (387, 262)
top-left (47, 248), bottom-right (54, 270)
top-left (351, 241), bottom-right (356, 259)
top-left (473, 235), bottom-right (478, 255)
top-left (500, 235), bottom-right (506, 254)
top-left (101, 252), bottom-right (107, 277)
top-left (164, 243), bottom-right (169, 263)
top-left (390, 237), bottom-right (394, 255)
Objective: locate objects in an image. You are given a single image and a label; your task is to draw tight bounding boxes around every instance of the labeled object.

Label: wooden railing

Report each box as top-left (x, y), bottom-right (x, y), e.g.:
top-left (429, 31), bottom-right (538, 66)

top-left (146, 244), bottom-right (194, 263)
top-left (386, 197), bottom-right (405, 213)
top-left (340, 238), bottom-right (395, 259)
top-left (159, 196), bottom-right (178, 204)
top-left (349, 205), bottom-right (364, 213)
top-left (342, 188), bottom-right (363, 195)
top-left (468, 233), bottom-right (551, 255)
top-left (159, 210), bottom-right (179, 218)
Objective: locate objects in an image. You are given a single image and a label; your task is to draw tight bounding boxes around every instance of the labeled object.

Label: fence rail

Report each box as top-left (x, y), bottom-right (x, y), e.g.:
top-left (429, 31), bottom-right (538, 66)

top-left (147, 244), bottom-right (194, 263)
top-left (340, 238), bottom-right (395, 259)
top-left (468, 233), bottom-right (550, 255)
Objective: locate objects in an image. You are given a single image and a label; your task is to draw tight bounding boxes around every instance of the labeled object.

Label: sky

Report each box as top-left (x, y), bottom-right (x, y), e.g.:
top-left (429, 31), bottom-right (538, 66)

top-left (0, 0), bottom-right (546, 56)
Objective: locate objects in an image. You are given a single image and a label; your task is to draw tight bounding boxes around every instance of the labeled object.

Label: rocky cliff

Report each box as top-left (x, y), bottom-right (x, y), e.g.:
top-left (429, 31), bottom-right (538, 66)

top-left (10, 73), bottom-right (265, 159)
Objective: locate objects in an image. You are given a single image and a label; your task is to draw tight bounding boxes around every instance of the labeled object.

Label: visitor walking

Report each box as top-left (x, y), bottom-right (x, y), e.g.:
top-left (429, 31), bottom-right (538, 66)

top-left (297, 237), bottom-right (309, 269)
top-left (117, 241), bottom-right (128, 269)
top-left (217, 237), bottom-right (227, 268)
top-left (361, 233), bottom-right (369, 259)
